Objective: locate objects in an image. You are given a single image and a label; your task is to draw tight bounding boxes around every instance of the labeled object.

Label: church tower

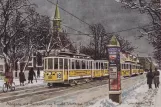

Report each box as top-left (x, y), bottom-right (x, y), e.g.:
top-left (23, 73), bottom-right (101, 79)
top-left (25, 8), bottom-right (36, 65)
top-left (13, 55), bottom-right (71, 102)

top-left (53, 0), bottom-right (62, 32)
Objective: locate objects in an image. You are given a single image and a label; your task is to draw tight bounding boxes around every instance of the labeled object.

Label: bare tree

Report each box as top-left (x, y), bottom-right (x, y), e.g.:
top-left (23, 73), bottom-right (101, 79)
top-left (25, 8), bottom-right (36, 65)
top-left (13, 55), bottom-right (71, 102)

top-left (116, 0), bottom-right (161, 62)
top-left (81, 23), bottom-right (135, 59)
top-left (35, 15), bottom-right (75, 56)
top-left (0, 0), bottom-right (38, 72)
top-left (116, 35), bottom-right (136, 52)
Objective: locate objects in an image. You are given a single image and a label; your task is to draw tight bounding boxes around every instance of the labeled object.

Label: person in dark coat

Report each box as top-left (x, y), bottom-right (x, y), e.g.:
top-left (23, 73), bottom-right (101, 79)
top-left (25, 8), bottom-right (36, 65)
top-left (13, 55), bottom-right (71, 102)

top-left (28, 68), bottom-right (36, 84)
top-left (153, 68), bottom-right (160, 88)
top-left (37, 68), bottom-right (40, 78)
top-left (19, 70), bottom-right (26, 86)
top-left (146, 69), bottom-right (154, 89)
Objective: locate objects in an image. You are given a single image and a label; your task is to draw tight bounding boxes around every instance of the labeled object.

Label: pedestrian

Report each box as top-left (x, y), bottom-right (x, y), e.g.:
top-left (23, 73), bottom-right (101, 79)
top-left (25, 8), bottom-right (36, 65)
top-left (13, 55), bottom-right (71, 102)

top-left (153, 68), bottom-right (160, 88)
top-left (28, 68), bottom-right (36, 84)
top-left (19, 70), bottom-right (26, 86)
top-left (146, 69), bottom-right (154, 89)
top-left (37, 68), bottom-right (40, 78)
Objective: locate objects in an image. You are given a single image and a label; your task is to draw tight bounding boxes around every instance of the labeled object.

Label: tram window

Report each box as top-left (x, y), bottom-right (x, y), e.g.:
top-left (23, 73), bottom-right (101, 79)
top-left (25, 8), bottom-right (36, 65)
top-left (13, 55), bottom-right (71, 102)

top-left (79, 60), bottom-right (82, 69)
top-left (123, 64), bottom-right (125, 69)
top-left (76, 60), bottom-right (80, 69)
top-left (88, 61), bottom-right (90, 69)
top-left (98, 62), bottom-right (99, 69)
top-left (86, 61), bottom-right (88, 69)
top-left (64, 59), bottom-right (68, 69)
top-left (72, 60), bottom-right (75, 69)
top-left (82, 60), bottom-right (85, 69)
top-left (101, 63), bottom-right (103, 69)
top-left (91, 61), bottom-right (93, 69)
top-left (104, 63), bottom-right (107, 69)
top-left (96, 62), bottom-right (98, 69)
top-left (59, 58), bottom-right (63, 69)
top-left (48, 58), bottom-right (53, 69)
top-left (89, 61), bottom-right (92, 69)
top-left (45, 59), bottom-right (47, 69)
top-left (54, 58), bottom-right (58, 69)
top-left (93, 62), bottom-right (95, 69)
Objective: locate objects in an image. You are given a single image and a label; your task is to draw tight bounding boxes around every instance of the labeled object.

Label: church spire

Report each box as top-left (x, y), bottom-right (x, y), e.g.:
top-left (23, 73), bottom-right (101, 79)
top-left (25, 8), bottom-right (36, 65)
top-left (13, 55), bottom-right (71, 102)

top-left (53, 0), bottom-right (61, 32)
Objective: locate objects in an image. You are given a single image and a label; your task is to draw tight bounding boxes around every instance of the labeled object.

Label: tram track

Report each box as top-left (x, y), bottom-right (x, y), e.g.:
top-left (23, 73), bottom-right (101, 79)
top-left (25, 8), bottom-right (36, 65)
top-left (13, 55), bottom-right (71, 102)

top-left (0, 74), bottom-right (145, 107)
top-left (0, 73), bottom-right (131, 97)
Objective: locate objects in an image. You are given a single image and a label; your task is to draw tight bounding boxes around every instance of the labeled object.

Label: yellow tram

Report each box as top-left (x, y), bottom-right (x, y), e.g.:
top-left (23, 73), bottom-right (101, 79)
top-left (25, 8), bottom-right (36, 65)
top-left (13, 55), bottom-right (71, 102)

top-left (120, 53), bottom-right (144, 77)
top-left (43, 54), bottom-right (109, 86)
top-left (43, 52), bottom-right (144, 86)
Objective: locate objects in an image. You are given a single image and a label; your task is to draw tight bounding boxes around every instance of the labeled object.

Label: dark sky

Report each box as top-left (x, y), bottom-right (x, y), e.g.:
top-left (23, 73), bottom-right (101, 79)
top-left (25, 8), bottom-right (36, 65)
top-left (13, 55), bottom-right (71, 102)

top-left (32, 0), bottom-right (154, 57)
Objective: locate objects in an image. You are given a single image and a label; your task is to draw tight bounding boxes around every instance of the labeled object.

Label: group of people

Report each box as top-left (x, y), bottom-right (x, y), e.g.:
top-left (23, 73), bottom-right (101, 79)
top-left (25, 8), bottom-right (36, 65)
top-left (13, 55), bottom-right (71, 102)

top-left (19, 68), bottom-right (40, 86)
top-left (146, 68), bottom-right (160, 89)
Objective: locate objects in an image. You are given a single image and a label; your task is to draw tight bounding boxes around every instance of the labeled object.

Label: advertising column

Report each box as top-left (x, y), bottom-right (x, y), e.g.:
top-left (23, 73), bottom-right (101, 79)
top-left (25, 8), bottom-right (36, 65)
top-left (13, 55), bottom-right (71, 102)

top-left (108, 36), bottom-right (122, 104)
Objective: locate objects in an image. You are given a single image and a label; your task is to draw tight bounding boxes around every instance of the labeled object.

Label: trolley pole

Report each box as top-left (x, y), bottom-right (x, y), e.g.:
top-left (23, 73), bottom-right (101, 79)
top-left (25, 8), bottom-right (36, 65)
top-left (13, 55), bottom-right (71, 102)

top-left (107, 35), bottom-right (122, 104)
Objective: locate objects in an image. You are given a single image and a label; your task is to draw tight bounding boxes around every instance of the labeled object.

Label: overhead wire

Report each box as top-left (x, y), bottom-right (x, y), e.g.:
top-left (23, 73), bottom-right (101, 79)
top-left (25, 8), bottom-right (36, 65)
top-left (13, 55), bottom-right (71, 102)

top-left (47, 0), bottom-right (155, 37)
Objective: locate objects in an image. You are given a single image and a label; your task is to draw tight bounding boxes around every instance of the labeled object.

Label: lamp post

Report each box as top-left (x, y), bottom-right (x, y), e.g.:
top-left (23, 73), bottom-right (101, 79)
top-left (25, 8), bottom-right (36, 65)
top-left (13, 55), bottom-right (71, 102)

top-left (107, 35), bottom-right (122, 104)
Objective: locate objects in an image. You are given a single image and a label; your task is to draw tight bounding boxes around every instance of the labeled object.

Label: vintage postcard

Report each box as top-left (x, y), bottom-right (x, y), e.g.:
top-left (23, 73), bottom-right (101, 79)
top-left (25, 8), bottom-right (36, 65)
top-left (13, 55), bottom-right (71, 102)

top-left (0, 0), bottom-right (160, 107)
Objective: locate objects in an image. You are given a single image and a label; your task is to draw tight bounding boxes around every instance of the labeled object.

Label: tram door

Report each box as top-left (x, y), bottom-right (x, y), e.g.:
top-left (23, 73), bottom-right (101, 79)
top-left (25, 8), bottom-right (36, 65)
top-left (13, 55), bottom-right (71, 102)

top-left (64, 58), bottom-right (69, 81)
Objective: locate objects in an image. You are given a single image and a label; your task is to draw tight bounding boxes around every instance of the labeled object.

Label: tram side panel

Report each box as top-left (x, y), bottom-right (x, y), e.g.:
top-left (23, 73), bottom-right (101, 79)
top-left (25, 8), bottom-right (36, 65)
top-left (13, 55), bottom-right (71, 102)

top-left (121, 63), bottom-right (131, 77)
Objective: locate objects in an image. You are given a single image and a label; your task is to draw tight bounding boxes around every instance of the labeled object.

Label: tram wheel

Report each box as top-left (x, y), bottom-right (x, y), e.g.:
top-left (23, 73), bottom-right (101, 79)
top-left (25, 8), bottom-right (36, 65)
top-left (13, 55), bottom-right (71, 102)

top-left (47, 83), bottom-right (52, 88)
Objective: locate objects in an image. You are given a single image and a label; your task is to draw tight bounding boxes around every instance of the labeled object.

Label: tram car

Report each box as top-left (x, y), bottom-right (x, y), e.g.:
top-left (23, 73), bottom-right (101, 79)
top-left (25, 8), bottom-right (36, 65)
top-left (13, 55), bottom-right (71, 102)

top-left (121, 53), bottom-right (144, 77)
top-left (43, 52), bottom-right (109, 87)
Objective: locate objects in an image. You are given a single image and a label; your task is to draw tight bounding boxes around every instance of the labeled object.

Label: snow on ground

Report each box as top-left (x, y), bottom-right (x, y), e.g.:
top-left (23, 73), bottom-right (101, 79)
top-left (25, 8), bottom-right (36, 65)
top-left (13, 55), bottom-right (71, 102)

top-left (90, 70), bottom-right (161, 107)
top-left (0, 70), bottom-right (45, 92)
top-left (0, 79), bottom-right (45, 91)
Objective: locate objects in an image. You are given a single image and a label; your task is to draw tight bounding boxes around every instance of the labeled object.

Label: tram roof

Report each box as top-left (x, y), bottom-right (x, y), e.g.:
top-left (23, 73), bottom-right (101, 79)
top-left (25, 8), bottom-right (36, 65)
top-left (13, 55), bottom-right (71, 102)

top-left (44, 56), bottom-right (94, 61)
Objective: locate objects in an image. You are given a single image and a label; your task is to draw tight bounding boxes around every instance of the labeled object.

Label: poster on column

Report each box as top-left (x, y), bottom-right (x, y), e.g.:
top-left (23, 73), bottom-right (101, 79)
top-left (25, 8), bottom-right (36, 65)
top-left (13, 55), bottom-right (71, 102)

top-left (110, 79), bottom-right (118, 90)
top-left (109, 67), bottom-right (117, 79)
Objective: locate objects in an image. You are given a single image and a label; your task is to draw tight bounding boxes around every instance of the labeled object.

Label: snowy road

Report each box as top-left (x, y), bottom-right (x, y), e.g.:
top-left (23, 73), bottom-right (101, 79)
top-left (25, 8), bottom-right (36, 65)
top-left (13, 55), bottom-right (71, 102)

top-left (0, 74), bottom-right (147, 107)
top-left (91, 72), bottom-right (161, 107)
top-left (17, 75), bottom-right (146, 107)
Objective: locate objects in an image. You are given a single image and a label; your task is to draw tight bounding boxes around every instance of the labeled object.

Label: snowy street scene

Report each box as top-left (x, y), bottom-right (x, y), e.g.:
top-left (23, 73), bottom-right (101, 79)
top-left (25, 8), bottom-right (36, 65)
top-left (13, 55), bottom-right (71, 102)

top-left (0, 0), bottom-right (161, 107)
